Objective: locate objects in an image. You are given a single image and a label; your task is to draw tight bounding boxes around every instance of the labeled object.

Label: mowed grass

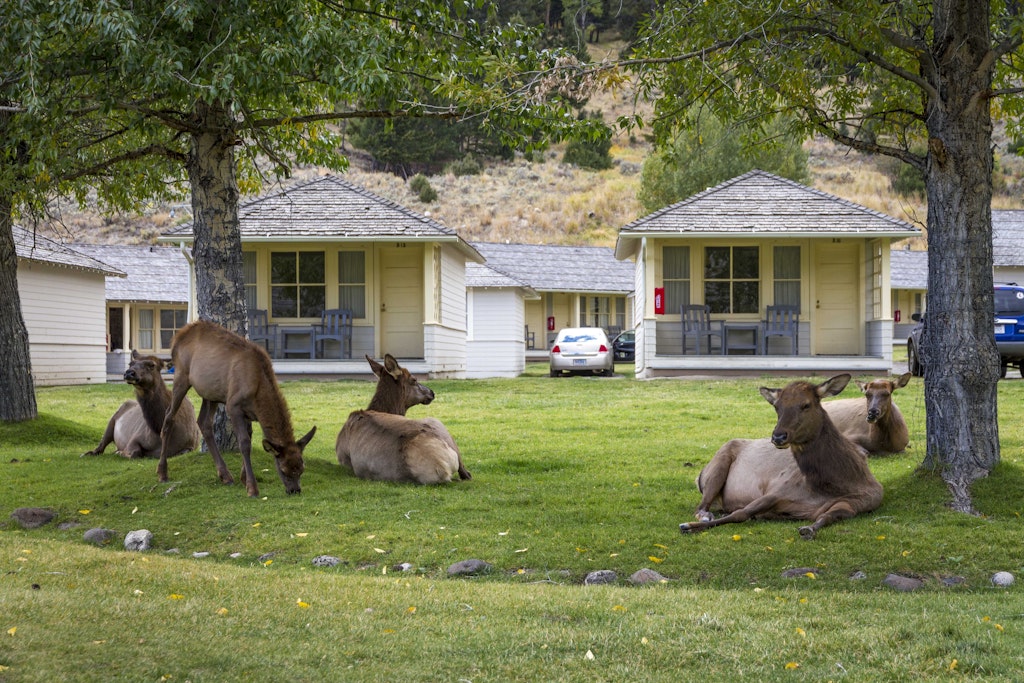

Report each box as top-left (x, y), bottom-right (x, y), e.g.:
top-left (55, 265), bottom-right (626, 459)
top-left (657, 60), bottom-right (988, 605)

top-left (2, 367), bottom-right (1024, 682)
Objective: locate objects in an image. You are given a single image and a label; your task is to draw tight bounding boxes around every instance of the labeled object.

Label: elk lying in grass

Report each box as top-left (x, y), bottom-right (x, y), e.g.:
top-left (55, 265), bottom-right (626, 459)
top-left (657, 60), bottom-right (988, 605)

top-left (336, 354), bottom-right (470, 484)
top-left (83, 351), bottom-right (200, 459)
top-left (680, 374), bottom-right (883, 540)
top-left (158, 320), bottom-right (315, 497)
top-left (823, 373), bottom-right (912, 455)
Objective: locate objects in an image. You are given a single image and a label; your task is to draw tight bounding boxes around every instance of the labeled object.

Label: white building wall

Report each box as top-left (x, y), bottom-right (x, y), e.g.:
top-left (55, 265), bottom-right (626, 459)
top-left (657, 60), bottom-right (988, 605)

top-left (18, 262), bottom-right (109, 385)
top-left (466, 288), bottom-right (526, 378)
top-left (425, 246), bottom-right (470, 377)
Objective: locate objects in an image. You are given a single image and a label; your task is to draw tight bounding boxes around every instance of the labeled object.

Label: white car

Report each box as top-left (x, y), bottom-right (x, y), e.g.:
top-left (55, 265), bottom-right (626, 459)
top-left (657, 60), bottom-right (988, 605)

top-left (549, 327), bottom-right (614, 377)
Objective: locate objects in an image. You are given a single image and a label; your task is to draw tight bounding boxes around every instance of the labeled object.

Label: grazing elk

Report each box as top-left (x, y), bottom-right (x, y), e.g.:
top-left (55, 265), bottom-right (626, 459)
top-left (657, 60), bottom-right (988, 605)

top-left (824, 373), bottom-right (912, 455)
top-left (83, 351), bottom-right (200, 459)
top-left (336, 354), bottom-right (471, 484)
top-left (679, 374), bottom-right (883, 540)
top-left (158, 320), bottom-right (316, 497)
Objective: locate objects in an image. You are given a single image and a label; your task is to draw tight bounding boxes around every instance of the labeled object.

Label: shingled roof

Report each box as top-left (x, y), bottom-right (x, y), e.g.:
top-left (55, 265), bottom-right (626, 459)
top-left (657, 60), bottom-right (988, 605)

top-left (71, 243), bottom-right (189, 304)
top-left (993, 209), bottom-right (1024, 269)
top-left (465, 262), bottom-right (539, 297)
top-left (471, 242), bottom-right (633, 294)
top-left (14, 226), bottom-right (124, 277)
top-left (161, 174), bottom-right (482, 261)
top-left (615, 169), bottom-right (919, 258)
top-left (890, 247), bottom-right (928, 290)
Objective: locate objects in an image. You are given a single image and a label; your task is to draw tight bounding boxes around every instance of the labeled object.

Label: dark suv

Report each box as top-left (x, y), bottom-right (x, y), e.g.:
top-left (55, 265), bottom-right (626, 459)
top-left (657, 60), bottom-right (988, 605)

top-left (907, 283), bottom-right (1024, 378)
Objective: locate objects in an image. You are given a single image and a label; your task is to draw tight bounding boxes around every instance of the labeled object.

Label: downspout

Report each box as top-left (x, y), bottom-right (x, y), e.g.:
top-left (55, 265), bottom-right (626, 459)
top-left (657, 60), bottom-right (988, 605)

top-left (179, 242), bottom-right (195, 323)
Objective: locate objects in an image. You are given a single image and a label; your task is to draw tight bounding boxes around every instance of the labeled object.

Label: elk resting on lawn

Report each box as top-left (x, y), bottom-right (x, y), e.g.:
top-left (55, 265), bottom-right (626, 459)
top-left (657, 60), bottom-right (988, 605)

top-left (823, 373), bottom-right (912, 455)
top-left (83, 350), bottom-right (200, 459)
top-left (336, 354), bottom-right (471, 484)
top-left (158, 320), bottom-right (316, 497)
top-left (680, 374), bottom-right (883, 540)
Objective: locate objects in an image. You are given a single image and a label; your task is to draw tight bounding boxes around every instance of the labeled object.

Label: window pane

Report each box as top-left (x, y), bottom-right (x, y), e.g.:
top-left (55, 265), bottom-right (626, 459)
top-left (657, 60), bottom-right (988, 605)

top-left (705, 282), bottom-right (730, 314)
top-left (774, 246), bottom-right (800, 279)
top-left (160, 329), bottom-right (174, 349)
top-left (272, 286), bottom-right (297, 318)
top-left (271, 252), bottom-right (296, 284)
top-left (339, 251), bottom-right (365, 284)
top-left (160, 309), bottom-right (175, 329)
top-left (299, 251), bottom-right (325, 282)
top-left (774, 281), bottom-right (801, 308)
top-left (664, 246), bottom-right (690, 278)
top-left (339, 285), bottom-right (366, 318)
top-left (300, 286), bottom-right (326, 318)
top-left (733, 247), bottom-right (759, 278)
top-left (735, 281), bottom-right (760, 313)
top-left (243, 252), bottom-right (257, 283)
top-left (665, 281), bottom-right (690, 314)
top-left (705, 247), bottom-right (730, 279)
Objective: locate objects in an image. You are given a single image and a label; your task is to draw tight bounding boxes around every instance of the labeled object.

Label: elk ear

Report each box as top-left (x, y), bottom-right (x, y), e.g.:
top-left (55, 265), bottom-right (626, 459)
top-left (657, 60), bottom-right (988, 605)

top-left (263, 439), bottom-right (282, 456)
top-left (383, 354), bottom-right (403, 379)
top-left (297, 426), bottom-right (316, 449)
top-left (818, 373), bottom-right (851, 398)
top-left (855, 380), bottom-right (868, 393)
top-left (131, 349), bottom-right (141, 360)
top-left (759, 386), bottom-right (781, 405)
top-left (366, 355), bottom-right (384, 378)
top-left (894, 372), bottom-right (912, 389)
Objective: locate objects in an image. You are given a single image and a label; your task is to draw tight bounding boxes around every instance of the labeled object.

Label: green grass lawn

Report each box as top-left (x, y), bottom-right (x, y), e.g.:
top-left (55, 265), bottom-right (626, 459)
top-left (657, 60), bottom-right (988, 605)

top-left (1, 368), bottom-right (1023, 681)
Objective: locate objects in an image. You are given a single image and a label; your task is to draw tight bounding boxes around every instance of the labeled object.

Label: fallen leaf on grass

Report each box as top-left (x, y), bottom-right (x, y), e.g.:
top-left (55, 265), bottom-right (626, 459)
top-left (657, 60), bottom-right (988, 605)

top-left (167, 594), bottom-right (184, 600)
top-left (79, 509), bottom-right (91, 515)
top-left (296, 600), bottom-right (310, 609)
top-left (795, 628), bottom-right (806, 638)
top-left (216, 608), bottom-right (229, 616)
top-left (785, 662), bottom-right (800, 670)
top-left (7, 627), bottom-right (16, 636)
top-left (647, 556), bottom-right (664, 563)
top-left (585, 650), bottom-right (595, 661)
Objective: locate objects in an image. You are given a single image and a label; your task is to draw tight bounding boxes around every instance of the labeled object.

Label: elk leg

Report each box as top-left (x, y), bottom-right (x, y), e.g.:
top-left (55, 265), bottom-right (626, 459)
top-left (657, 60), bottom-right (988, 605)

top-left (680, 493), bottom-right (783, 533)
top-left (691, 447), bottom-right (739, 522)
top-left (82, 402), bottom-right (133, 456)
top-left (196, 399), bottom-right (234, 486)
top-left (798, 500), bottom-right (857, 540)
top-left (158, 375), bottom-right (192, 481)
top-left (230, 410), bottom-right (258, 497)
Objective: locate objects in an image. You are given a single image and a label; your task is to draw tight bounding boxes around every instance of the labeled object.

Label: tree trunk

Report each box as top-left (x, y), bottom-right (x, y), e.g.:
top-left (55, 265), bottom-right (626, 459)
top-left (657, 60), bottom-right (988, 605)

top-left (0, 193), bottom-right (38, 422)
top-left (186, 99), bottom-right (246, 451)
top-left (919, 0), bottom-right (1000, 513)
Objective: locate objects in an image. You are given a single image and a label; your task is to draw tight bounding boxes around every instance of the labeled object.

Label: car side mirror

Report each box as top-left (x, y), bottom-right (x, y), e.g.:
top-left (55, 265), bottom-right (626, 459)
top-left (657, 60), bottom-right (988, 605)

top-left (911, 313), bottom-right (922, 322)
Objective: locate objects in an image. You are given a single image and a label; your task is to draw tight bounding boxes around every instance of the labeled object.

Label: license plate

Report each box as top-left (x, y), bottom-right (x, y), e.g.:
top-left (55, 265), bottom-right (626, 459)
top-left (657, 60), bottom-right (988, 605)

top-left (996, 325), bottom-right (1006, 335)
top-left (573, 358), bottom-right (587, 365)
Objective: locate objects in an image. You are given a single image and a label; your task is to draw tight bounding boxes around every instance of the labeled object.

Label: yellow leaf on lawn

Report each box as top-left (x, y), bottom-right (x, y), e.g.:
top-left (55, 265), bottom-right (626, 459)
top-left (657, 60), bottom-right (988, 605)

top-left (732, 534), bottom-right (742, 541)
top-left (949, 659), bottom-right (958, 672)
top-left (803, 572), bottom-right (817, 580)
top-left (785, 662), bottom-right (800, 670)
top-left (406, 606), bottom-right (417, 614)
top-left (295, 532), bottom-right (308, 537)
top-left (79, 510), bottom-right (91, 515)
top-left (251, 523), bottom-right (261, 528)
top-left (612, 605), bottom-right (626, 612)
top-left (995, 623), bottom-right (1005, 632)
top-left (217, 608), bottom-right (229, 616)
top-left (648, 556), bottom-right (664, 563)
top-left (653, 544), bottom-right (668, 550)
top-left (263, 559), bottom-right (273, 567)
top-left (7, 627), bottom-right (16, 636)
top-left (168, 594), bottom-right (184, 600)
top-left (373, 548), bottom-right (387, 554)
top-left (296, 600), bottom-right (310, 609)
top-left (795, 628), bottom-right (806, 638)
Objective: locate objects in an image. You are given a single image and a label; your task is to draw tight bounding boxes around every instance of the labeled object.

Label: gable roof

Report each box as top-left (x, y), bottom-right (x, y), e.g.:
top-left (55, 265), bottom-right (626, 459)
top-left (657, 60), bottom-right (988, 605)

top-left (465, 262), bottom-right (539, 298)
top-left (890, 247), bottom-right (928, 290)
top-left (471, 242), bottom-right (633, 294)
top-left (993, 209), bottom-right (1024, 268)
top-left (615, 169), bottom-right (920, 259)
top-left (71, 243), bottom-right (190, 304)
top-left (14, 226), bottom-right (125, 277)
top-left (160, 174), bottom-right (483, 262)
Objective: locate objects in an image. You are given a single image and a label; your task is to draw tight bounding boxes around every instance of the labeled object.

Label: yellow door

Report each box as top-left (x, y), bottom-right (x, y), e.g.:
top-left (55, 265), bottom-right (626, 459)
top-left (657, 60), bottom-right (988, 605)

top-left (812, 242), bottom-right (862, 355)
top-left (379, 245), bottom-right (424, 358)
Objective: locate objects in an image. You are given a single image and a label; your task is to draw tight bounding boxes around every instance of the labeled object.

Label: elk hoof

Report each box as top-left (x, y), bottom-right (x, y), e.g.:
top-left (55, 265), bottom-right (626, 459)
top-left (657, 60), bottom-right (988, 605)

top-left (679, 522), bottom-right (701, 534)
top-left (798, 525), bottom-right (817, 540)
top-left (696, 510), bottom-right (714, 523)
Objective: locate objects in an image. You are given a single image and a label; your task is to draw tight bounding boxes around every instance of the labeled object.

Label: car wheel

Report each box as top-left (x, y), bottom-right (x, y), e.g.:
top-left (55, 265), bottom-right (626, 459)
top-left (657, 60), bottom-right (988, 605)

top-left (1000, 363), bottom-right (1008, 379)
top-left (907, 342), bottom-right (923, 377)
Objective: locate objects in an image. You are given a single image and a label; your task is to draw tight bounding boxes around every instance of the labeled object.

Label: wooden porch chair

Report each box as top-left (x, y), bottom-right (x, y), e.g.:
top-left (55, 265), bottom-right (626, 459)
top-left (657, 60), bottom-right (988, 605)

top-left (315, 308), bottom-right (353, 359)
top-left (247, 309), bottom-right (278, 357)
top-left (681, 304), bottom-right (724, 355)
top-left (525, 325), bottom-right (536, 350)
top-left (762, 305), bottom-right (800, 355)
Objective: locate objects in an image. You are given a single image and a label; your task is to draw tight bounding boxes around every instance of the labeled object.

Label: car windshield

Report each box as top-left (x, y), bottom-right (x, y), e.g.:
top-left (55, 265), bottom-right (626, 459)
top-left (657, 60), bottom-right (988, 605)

top-left (562, 333), bottom-right (598, 343)
top-left (995, 289), bottom-right (1024, 315)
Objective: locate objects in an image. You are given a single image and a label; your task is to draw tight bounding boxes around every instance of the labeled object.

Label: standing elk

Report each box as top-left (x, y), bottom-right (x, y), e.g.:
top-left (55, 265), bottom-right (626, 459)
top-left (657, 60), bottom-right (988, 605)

top-left (336, 354), bottom-right (470, 484)
top-left (158, 320), bottom-right (316, 497)
top-left (824, 373), bottom-right (912, 455)
top-left (680, 374), bottom-right (883, 540)
top-left (83, 351), bottom-right (200, 459)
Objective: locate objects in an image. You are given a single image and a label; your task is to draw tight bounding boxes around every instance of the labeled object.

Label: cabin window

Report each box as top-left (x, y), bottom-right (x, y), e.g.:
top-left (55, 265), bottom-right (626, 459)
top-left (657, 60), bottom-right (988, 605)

top-left (773, 246), bottom-right (801, 311)
top-left (137, 308), bottom-right (154, 350)
top-left (579, 296), bottom-right (612, 329)
top-left (338, 251), bottom-right (367, 318)
top-left (159, 309), bottom-right (188, 349)
top-left (242, 251), bottom-right (258, 311)
top-left (270, 251), bottom-right (326, 318)
top-left (704, 246), bottom-right (759, 314)
top-left (663, 246), bottom-right (691, 314)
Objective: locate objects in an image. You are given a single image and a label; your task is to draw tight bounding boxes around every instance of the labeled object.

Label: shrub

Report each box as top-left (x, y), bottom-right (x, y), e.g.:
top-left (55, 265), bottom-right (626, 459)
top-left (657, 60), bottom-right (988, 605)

top-left (444, 154), bottom-right (483, 177)
top-left (409, 173), bottom-right (438, 203)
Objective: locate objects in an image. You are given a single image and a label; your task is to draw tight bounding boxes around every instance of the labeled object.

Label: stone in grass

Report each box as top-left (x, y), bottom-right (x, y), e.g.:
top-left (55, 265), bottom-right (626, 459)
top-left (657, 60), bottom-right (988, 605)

top-left (447, 559), bottom-right (492, 577)
top-left (124, 529), bottom-right (153, 552)
top-left (312, 555), bottom-right (341, 568)
top-left (83, 528), bottom-right (117, 546)
top-left (10, 507), bottom-right (56, 529)
top-left (883, 573), bottom-right (924, 592)
top-left (584, 570), bottom-right (618, 585)
top-left (781, 567), bottom-right (820, 579)
top-left (992, 571), bottom-right (1015, 587)
top-left (629, 568), bottom-right (669, 585)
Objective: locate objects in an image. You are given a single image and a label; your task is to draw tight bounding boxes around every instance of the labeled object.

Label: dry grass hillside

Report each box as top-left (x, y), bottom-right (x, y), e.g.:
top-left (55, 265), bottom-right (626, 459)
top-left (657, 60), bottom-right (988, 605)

top-left (46, 38), bottom-right (1024, 248)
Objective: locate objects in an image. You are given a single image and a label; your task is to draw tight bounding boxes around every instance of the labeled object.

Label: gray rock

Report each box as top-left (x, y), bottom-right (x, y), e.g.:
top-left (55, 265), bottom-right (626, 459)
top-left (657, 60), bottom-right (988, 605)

top-left (883, 573), bottom-right (924, 592)
top-left (83, 528), bottom-right (117, 546)
top-left (941, 575), bottom-right (967, 587)
top-left (392, 562), bottom-right (414, 572)
top-left (584, 570), bottom-right (618, 585)
top-left (124, 529), bottom-right (153, 552)
top-left (849, 570), bottom-right (868, 581)
top-left (781, 567), bottom-right (820, 579)
top-left (192, 551), bottom-right (210, 559)
top-left (447, 559), bottom-right (492, 577)
top-left (229, 552), bottom-right (243, 559)
top-left (11, 507), bottom-right (56, 529)
top-left (992, 571), bottom-right (1015, 587)
top-left (312, 555), bottom-right (341, 567)
top-left (258, 552), bottom-right (276, 563)
top-left (629, 568), bottom-right (669, 585)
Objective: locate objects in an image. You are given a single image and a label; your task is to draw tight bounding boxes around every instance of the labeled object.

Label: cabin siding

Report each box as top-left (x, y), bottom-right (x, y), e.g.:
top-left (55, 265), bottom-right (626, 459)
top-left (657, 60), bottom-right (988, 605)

top-left (18, 263), bottom-right (108, 385)
top-left (467, 288), bottom-right (526, 378)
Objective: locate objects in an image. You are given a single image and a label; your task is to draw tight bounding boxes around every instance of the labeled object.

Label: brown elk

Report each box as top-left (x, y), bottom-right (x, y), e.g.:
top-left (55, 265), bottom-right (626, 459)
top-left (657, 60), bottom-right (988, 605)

top-left (83, 351), bottom-right (200, 459)
top-left (680, 374), bottom-right (883, 540)
top-left (158, 320), bottom-right (316, 497)
top-left (823, 373), bottom-right (912, 455)
top-left (335, 354), bottom-right (471, 484)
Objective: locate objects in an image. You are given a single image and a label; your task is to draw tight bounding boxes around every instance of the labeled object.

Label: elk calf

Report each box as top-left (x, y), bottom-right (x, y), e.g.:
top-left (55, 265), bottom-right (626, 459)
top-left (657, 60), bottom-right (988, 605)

top-left (824, 373), bottom-right (912, 454)
top-left (680, 374), bottom-right (883, 540)
top-left (336, 354), bottom-right (470, 484)
top-left (83, 351), bottom-right (200, 459)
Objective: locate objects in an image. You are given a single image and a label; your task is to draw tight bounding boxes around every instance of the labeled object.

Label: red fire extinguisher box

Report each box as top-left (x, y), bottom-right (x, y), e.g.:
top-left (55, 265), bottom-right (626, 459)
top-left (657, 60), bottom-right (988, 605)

top-left (654, 287), bottom-right (665, 315)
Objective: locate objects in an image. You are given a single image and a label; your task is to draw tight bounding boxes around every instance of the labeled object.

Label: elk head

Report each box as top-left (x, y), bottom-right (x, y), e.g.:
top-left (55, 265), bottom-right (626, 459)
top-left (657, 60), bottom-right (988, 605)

top-left (264, 426), bottom-right (316, 494)
top-left (857, 373), bottom-right (911, 423)
top-left (760, 374), bottom-right (851, 449)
